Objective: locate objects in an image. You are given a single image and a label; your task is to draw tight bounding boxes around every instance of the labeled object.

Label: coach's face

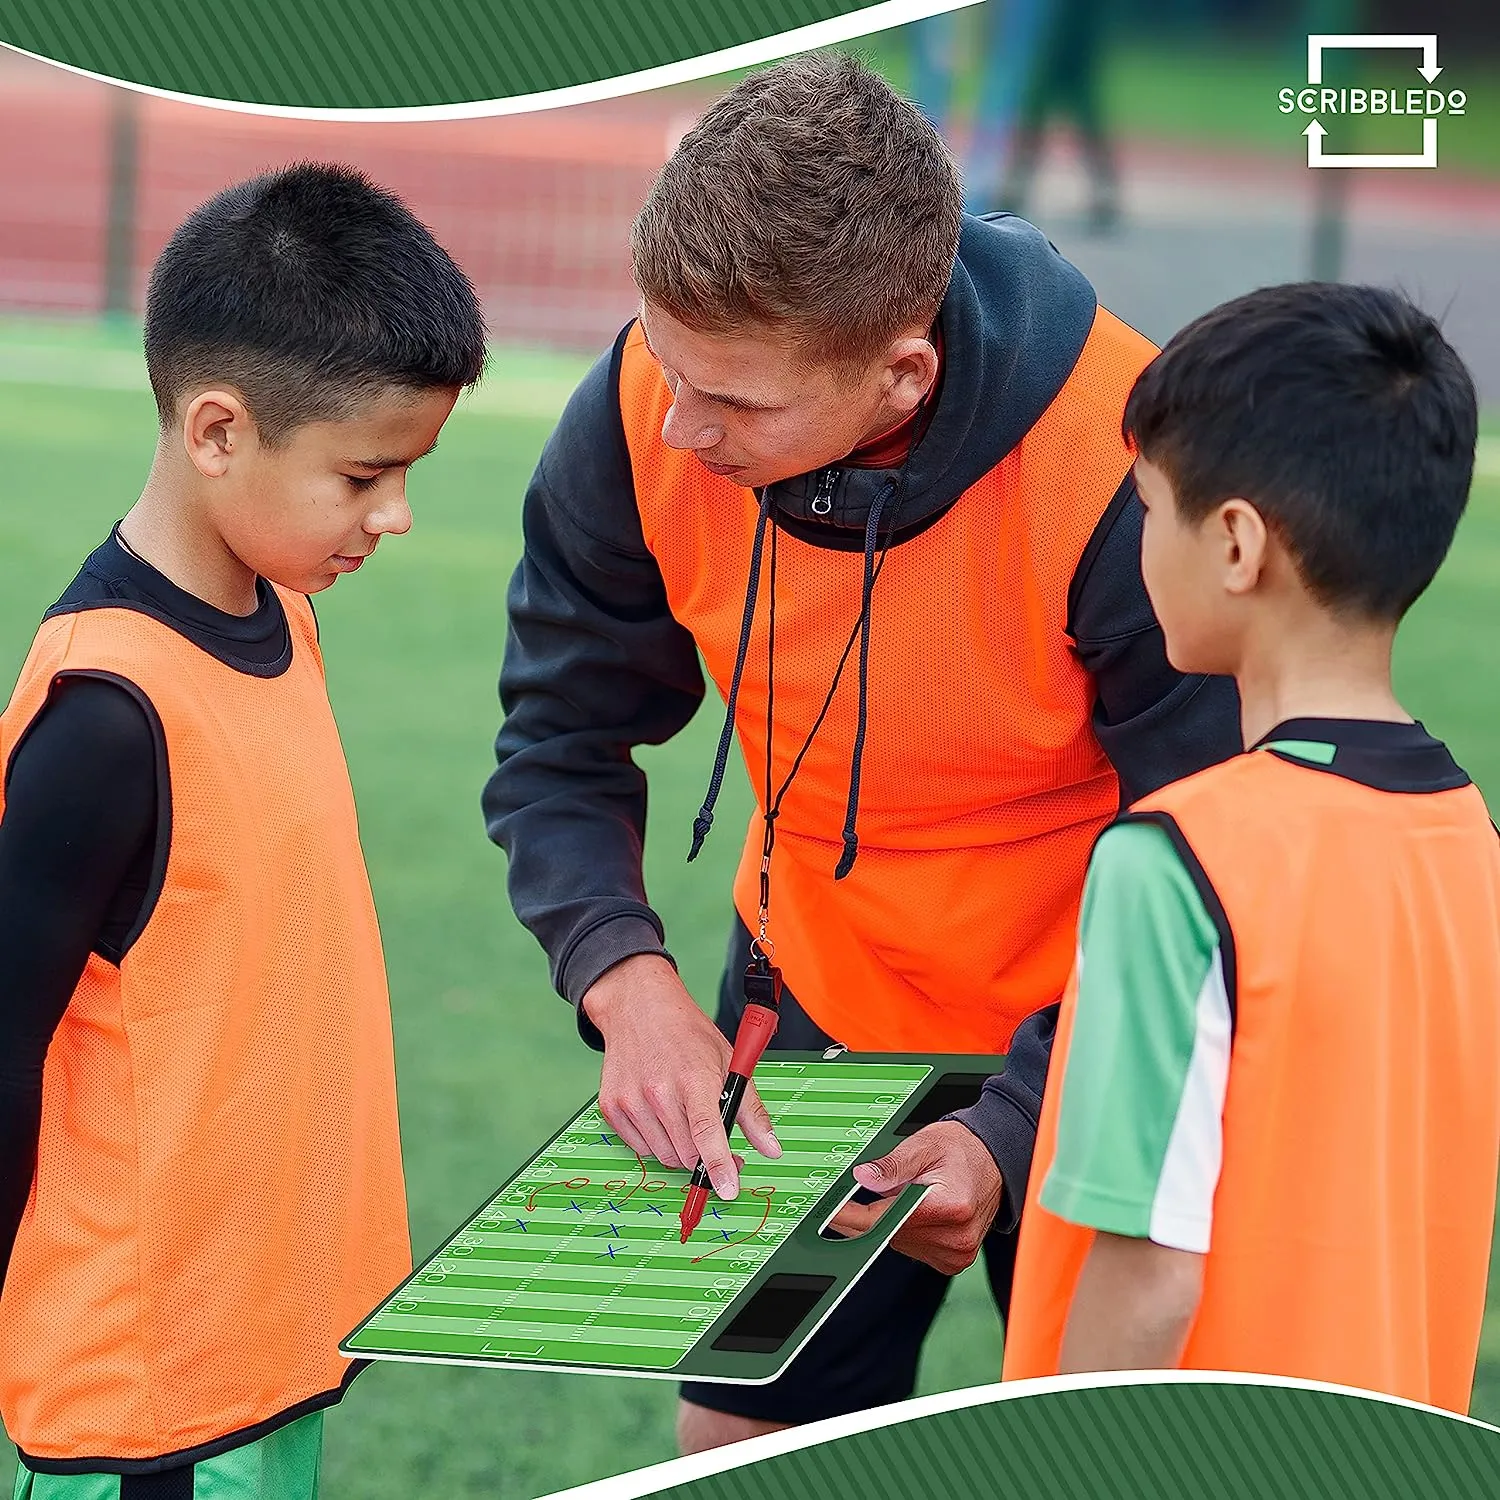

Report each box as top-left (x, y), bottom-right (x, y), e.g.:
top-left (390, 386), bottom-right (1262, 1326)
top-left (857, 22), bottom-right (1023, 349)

top-left (640, 303), bottom-right (938, 491)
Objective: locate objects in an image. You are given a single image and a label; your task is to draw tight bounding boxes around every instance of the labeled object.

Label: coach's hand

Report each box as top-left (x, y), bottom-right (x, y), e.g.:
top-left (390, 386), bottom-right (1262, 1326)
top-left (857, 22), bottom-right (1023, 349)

top-left (582, 954), bottom-right (781, 1197)
top-left (845, 1121), bottom-right (1003, 1275)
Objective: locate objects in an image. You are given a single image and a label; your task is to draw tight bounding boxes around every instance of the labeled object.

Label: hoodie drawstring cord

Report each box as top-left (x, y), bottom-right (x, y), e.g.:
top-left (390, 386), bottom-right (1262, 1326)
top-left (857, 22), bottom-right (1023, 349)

top-left (687, 488), bottom-right (774, 862)
top-left (833, 481), bottom-right (891, 880)
top-left (688, 420), bottom-right (920, 888)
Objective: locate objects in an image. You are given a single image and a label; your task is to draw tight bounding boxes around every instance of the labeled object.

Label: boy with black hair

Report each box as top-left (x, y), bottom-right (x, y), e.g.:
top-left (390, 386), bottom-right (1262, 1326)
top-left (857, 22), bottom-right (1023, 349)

top-left (0, 163), bottom-right (486, 1495)
top-left (1002, 282), bottom-right (1500, 1411)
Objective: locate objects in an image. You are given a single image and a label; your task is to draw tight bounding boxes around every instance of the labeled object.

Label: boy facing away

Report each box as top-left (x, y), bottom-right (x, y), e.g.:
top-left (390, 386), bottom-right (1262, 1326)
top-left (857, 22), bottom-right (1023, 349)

top-left (1003, 282), bottom-right (1500, 1412)
top-left (0, 165), bottom-right (485, 1494)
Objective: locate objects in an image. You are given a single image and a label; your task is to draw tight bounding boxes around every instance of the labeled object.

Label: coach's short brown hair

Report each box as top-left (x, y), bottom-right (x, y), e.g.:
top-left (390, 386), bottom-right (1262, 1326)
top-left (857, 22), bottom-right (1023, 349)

top-left (631, 52), bottom-right (963, 365)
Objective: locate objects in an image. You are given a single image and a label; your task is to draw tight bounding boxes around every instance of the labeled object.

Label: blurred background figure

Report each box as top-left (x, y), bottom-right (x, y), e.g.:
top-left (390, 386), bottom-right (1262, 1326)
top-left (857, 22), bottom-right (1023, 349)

top-left (997, 0), bottom-right (1118, 228)
top-left (903, 0), bottom-right (1119, 230)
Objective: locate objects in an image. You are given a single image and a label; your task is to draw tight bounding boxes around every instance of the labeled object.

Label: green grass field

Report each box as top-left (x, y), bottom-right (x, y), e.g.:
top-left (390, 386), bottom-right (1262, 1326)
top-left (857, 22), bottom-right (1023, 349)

top-left (1, 324), bottom-right (1498, 1495)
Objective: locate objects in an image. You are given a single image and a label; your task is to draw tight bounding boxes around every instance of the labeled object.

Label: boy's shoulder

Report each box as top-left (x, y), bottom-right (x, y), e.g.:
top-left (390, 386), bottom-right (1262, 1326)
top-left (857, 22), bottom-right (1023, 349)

top-left (1120, 727), bottom-right (1496, 913)
top-left (38, 530), bottom-right (305, 682)
top-left (1132, 721), bottom-right (1483, 826)
top-left (1128, 746), bottom-right (1274, 824)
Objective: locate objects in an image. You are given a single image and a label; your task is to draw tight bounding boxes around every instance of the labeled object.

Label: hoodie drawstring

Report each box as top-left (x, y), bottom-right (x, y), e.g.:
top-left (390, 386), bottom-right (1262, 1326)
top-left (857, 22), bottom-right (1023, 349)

top-left (689, 430), bottom-right (919, 904)
top-left (833, 481), bottom-right (890, 879)
top-left (687, 488), bottom-right (774, 862)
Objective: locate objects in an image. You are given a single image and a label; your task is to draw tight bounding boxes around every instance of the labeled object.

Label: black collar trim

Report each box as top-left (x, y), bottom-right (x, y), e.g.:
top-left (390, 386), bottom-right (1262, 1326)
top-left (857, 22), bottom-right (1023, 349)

top-left (1253, 717), bottom-right (1470, 794)
top-left (43, 529), bottom-right (293, 679)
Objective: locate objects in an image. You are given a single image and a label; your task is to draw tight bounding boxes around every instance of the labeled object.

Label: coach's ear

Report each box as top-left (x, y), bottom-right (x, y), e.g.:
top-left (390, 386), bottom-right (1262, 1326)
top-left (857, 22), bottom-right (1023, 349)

top-left (180, 387), bottom-right (255, 478)
top-left (878, 333), bottom-right (940, 417)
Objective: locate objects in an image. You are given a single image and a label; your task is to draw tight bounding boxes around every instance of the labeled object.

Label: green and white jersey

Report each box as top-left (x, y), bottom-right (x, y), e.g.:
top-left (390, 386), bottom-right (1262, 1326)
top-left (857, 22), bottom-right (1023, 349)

top-left (1039, 819), bottom-right (1231, 1254)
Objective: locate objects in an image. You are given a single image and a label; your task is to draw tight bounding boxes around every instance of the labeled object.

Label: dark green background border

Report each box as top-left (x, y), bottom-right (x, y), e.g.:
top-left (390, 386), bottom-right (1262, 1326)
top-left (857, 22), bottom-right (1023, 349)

top-left (641, 1381), bottom-right (1500, 1499)
top-left (0, 1), bottom-right (911, 109)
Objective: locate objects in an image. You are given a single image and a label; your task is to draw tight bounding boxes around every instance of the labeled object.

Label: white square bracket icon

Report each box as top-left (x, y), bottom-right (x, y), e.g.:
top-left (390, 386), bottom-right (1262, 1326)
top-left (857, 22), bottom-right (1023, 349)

top-left (1304, 33), bottom-right (1441, 168)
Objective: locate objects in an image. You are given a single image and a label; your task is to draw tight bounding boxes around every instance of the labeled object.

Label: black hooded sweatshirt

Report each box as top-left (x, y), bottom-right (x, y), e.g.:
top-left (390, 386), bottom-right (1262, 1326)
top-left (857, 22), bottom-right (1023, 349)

top-left (482, 215), bottom-right (1243, 1232)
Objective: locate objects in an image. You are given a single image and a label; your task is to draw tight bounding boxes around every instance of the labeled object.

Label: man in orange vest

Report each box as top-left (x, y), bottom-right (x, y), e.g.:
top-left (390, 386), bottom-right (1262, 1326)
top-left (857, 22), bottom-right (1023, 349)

top-left (0, 165), bottom-right (486, 1494)
top-left (1002, 283), bottom-right (1500, 1410)
top-left (485, 53), bottom-right (1240, 1449)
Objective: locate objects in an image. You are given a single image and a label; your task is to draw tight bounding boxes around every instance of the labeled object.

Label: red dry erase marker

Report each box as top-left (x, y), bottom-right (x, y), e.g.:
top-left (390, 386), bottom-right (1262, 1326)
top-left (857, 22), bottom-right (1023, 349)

top-left (680, 960), bottom-right (782, 1243)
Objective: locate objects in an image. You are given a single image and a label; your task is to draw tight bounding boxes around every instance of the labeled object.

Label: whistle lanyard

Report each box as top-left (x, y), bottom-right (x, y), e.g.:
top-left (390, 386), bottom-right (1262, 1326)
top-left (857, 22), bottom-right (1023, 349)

top-left (750, 474), bottom-right (914, 972)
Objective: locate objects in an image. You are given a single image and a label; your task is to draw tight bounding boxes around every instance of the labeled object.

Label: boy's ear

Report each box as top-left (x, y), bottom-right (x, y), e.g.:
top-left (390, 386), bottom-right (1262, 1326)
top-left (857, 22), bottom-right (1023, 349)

top-left (181, 389), bottom-right (255, 479)
top-left (1219, 497), bottom-right (1270, 597)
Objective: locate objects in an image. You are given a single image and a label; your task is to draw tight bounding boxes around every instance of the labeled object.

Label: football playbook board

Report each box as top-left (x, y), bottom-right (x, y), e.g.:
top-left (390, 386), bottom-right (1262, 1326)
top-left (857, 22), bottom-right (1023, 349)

top-left (343, 1052), bottom-right (1005, 1384)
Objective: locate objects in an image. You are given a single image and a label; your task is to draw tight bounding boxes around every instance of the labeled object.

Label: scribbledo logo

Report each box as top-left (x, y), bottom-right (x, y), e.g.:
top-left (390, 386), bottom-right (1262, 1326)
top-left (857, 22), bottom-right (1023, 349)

top-left (1278, 34), bottom-right (1466, 168)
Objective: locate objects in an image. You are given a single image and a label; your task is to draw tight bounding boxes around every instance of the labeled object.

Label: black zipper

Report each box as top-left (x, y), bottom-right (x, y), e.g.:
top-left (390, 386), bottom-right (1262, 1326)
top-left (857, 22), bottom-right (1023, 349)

top-left (810, 467), bottom-right (838, 517)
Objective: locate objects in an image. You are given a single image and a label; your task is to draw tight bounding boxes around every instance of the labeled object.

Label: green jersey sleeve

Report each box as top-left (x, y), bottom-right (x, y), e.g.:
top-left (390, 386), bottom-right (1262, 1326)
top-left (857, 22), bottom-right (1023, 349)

top-left (1039, 819), bottom-right (1230, 1254)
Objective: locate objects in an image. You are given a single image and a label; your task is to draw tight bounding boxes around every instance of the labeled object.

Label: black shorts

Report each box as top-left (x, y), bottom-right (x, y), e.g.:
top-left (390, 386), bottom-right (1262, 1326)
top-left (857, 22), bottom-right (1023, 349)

top-left (679, 920), bottom-right (1016, 1425)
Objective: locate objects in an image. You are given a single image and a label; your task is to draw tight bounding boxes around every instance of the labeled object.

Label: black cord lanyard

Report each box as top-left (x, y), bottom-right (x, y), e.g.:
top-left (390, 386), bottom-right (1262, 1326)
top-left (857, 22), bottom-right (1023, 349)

top-left (750, 456), bottom-right (916, 969)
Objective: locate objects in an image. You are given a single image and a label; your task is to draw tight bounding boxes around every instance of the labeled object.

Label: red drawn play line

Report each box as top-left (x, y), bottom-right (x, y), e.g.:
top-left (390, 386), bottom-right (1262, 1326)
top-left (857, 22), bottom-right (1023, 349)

top-left (523, 1153), bottom-right (666, 1213)
top-left (525, 1176), bottom-right (590, 1212)
top-left (690, 1186), bottom-right (776, 1263)
top-left (614, 1151), bottom-right (666, 1206)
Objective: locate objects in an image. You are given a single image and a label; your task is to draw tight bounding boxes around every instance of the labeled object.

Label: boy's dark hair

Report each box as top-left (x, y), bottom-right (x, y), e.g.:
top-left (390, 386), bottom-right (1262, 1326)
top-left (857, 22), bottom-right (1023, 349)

top-left (632, 52), bottom-right (962, 367)
top-left (145, 163), bottom-right (487, 445)
top-left (1123, 282), bottom-right (1477, 620)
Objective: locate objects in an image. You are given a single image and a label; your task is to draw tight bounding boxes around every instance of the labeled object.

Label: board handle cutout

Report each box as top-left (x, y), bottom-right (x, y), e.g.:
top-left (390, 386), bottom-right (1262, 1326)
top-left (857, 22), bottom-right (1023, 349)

top-left (893, 1072), bottom-right (993, 1136)
top-left (710, 1273), bottom-right (836, 1353)
top-left (816, 1182), bottom-right (895, 1241)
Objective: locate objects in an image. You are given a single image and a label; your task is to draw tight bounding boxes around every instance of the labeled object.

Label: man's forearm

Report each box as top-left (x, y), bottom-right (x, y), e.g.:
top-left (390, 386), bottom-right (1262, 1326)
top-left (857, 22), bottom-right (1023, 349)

top-left (484, 741), bottom-right (673, 1010)
top-left (1060, 1232), bottom-right (1204, 1374)
top-left (483, 507), bottom-right (697, 1010)
top-left (483, 563), bottom-right (703, 1016)
top-left (482, 333), bottom-right (706, 1022)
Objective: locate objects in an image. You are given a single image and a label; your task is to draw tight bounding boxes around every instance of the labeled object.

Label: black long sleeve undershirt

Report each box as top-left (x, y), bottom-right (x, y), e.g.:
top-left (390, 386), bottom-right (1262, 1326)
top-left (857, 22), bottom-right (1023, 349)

top-left (0, 678), bottom-right (157, 1289)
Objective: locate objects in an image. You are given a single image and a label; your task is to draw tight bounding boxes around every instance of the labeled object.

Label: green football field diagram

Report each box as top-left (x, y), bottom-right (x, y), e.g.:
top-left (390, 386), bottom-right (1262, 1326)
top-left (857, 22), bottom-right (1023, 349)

top-left (345, 1062), bottom-right (931, 1372)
